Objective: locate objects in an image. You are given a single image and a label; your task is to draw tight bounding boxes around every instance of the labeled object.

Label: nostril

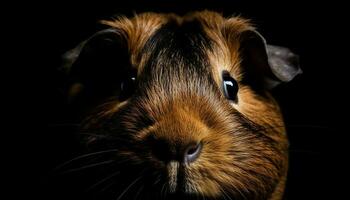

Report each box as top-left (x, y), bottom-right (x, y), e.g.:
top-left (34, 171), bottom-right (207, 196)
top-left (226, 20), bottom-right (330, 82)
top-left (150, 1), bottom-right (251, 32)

top-left (187, 146), bottom-right (197, 155)
top-left (184, 142), bottom-right (202, 163)
top-left (150, 138), bottom-right (173, 162)
top-left (148, 135), bottom-right (203, 164)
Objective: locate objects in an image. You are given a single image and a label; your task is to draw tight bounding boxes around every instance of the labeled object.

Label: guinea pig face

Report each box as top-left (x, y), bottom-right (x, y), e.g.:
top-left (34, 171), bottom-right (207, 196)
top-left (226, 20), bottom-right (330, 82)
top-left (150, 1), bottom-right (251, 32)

top-left (63, 11), bottom-right (301, 200)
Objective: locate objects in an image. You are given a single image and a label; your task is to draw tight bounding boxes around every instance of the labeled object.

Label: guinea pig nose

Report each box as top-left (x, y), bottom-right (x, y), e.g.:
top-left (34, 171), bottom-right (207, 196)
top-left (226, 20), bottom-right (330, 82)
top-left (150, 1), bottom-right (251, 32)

top-left (148, 136), bottom-right (203, 163)
top-left (184, 142), bottom-right (202, 164)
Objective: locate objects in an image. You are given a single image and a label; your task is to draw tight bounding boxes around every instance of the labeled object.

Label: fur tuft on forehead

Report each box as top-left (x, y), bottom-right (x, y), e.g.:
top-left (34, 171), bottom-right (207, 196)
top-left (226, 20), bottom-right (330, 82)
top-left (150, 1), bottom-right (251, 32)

top-left (101, 11), bottom-right (257, 86)
top-left (101, 13), bottom-right (176, 68)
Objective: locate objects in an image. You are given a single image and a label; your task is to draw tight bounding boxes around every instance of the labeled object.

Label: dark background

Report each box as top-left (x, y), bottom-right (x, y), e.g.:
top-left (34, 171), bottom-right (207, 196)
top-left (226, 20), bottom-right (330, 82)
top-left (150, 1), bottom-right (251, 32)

top-left (15, 0), bottom-right (348, 199)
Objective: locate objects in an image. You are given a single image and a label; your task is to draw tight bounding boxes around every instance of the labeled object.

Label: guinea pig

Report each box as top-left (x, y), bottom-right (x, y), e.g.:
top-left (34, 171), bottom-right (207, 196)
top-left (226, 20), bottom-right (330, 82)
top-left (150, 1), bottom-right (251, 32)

top-left (60, 11), bottom-right (301, 200)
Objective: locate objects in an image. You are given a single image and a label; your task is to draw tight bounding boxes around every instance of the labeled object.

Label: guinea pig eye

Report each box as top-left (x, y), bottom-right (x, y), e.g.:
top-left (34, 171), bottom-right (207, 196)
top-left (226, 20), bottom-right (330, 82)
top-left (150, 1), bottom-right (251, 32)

top-left (119, 69), bottom-right (136, 101)
top-left (222, 70), bottom-right (239, 102)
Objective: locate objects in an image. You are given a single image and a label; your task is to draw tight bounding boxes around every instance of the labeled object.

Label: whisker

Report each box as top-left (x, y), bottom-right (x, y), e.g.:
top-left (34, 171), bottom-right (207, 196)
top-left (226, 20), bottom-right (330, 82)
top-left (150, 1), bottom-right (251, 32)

top-left (228, 181), bottom-right (247, 200)
top-left (153, 174), bottom-right (161, 185)
top-left (53, 149), bottom-right (118, 171)
top-left (254, 124), bottom-right (285, 132)
top-left (163, 184), bottom-right (169, 200)
top-left (220, 188), bottom-right (227, 200)
top-left (160, 182), bottom-right (166, 200)
top-left (79, 132), bottom-right (132, 142)
top-left (116, 176), bottom-right (143, 200)
top-left (62, 158), bottom-right (135, 174)
top-left (100, 181), bottom-right (117, 193)
top-left (133, 184), bottom-right (144, 200)
top-left (219, 187), bottom-right (233, 200)
top-left (86, 171), bottom-right (121, 192)
top-left (60, 160), bottom-right (115, 174)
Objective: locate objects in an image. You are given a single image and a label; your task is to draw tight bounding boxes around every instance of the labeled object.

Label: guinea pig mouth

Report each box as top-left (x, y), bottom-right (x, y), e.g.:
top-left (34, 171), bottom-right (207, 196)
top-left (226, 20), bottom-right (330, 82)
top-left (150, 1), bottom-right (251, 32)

top-left (166, 161), bottom-right (193, 194)
top-left (167, 161), bottom-right (180, 193)
top-left (165, 161), bottom-right (197, 196)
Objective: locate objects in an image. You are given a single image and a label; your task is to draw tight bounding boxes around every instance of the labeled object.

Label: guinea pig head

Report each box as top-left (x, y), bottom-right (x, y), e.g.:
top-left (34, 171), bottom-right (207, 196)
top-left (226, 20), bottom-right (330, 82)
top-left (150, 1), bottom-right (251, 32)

top-left (63, 11), bottom-right (301, 200)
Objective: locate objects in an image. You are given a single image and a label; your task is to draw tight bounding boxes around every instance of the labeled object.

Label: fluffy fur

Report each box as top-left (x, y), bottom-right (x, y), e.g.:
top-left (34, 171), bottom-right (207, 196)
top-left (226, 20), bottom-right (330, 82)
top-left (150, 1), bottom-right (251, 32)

top-left (71, 11), bottom-right (289, 200)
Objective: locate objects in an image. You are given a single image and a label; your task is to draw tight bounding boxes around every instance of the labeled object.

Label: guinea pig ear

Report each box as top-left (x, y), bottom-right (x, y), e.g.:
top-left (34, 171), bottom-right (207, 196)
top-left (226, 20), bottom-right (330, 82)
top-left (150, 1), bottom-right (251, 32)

top-left (61, 28), bottom-right (131, 104)
top-left (239, 30), bottom-right (302, 90)
top-left (266, 44), bottom-right (302, 88)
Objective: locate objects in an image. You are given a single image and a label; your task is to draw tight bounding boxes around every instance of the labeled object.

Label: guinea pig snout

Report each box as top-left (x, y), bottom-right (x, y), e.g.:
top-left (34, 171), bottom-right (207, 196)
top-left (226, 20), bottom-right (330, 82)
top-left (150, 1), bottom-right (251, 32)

top-left (140, 107), bottom-right (208, 165)
top-left (150, 137), bottom-right (202, 164)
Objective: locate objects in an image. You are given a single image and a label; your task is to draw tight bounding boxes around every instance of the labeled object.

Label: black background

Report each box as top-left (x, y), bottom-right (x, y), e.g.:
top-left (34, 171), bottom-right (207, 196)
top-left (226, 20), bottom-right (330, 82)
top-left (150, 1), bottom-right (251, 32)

top-left (14, 0), bottom-right (348, 199)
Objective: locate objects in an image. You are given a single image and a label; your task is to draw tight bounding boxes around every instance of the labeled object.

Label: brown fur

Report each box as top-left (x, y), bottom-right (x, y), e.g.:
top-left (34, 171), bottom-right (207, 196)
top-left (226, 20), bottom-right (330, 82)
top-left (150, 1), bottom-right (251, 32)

top-left (80, 11), bottom-right (289, 200)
